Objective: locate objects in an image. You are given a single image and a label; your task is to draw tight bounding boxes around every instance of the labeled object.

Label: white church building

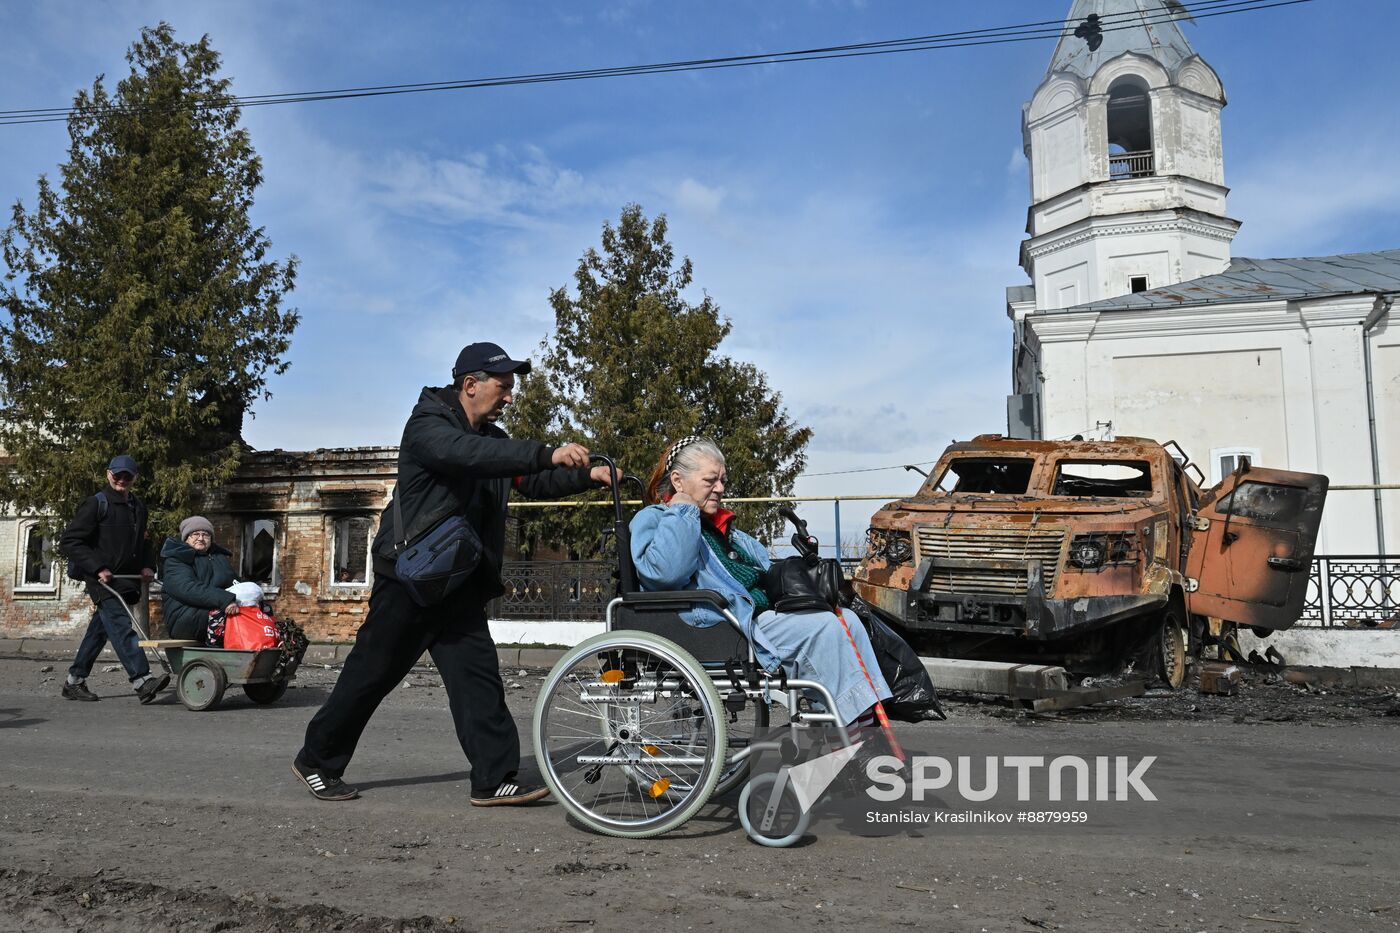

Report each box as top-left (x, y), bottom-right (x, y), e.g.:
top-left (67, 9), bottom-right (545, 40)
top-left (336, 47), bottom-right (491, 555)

top-left (1008, 0), bottom-right (1400, 557)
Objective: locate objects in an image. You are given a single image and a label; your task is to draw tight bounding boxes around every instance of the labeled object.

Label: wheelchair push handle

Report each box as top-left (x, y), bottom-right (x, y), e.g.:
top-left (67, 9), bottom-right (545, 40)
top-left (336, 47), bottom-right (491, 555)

top-left (589, 453), bottom-right (626, 521)
top-left (590, 454), bottom-right (641, 593)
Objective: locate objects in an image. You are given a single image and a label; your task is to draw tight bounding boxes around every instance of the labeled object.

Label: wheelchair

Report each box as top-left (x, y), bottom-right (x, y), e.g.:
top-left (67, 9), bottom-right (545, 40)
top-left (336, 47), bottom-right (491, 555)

top-left (531, 457), bottom-right (861, 847)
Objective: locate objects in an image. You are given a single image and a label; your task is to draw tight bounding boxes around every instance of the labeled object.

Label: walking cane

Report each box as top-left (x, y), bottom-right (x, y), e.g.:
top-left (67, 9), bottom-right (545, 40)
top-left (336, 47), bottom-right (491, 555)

top-left (778, 506), bottom-right (905, 761)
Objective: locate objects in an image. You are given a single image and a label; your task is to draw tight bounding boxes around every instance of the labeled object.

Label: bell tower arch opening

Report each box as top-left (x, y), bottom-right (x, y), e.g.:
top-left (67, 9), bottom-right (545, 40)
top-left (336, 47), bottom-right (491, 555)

top-left (1106, 76), bottom-right (1153, 179)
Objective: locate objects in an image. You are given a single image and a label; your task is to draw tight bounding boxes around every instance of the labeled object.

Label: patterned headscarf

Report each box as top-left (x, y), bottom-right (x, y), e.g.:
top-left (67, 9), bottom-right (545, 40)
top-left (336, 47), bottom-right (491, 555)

top-left (664, 435), bottom-right (703, 473)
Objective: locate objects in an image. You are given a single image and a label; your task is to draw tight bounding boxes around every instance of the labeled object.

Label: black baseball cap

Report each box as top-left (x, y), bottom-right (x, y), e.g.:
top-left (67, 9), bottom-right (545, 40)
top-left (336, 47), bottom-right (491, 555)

top-left (107, 454), bottom-right (140, 475)
top-left (452, 342), bottom-right (531, 379)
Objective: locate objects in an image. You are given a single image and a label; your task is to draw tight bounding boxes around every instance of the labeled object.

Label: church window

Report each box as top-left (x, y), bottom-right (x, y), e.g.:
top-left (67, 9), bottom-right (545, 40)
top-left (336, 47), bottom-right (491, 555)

top-left (1107, 78), bottom-right (1154, 179)
top-left (1209, 447), bottom-right (1262, 485)
top-left (1130, 275), bottom-right (1149, 293)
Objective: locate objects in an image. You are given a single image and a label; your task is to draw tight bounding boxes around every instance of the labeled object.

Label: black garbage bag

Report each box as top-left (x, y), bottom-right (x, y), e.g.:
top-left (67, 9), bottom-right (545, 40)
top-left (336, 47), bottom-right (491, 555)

top-left (852, 601), bottom-right (946, 722)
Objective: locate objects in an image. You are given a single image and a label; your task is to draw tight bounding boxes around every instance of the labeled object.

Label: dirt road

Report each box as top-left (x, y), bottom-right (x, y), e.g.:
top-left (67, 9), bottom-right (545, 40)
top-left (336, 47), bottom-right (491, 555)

top-left (3, 656), bottom-right (1398, 932)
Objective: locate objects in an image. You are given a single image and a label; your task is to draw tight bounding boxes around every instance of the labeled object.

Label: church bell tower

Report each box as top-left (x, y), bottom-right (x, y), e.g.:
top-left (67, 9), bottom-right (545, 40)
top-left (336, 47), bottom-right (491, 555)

top-left (1018, 0), bottom-right (1239, 310)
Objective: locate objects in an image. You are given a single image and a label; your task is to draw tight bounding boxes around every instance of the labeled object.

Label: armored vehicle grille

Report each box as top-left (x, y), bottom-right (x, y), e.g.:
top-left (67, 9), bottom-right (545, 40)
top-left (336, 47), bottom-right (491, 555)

top-left (915, 526), bottom-right (1067, 596)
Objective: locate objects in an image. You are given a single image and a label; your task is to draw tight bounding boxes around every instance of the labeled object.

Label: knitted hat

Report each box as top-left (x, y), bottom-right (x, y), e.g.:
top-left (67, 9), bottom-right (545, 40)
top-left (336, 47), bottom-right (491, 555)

top-left (179, 516), bottom-right (215, 541)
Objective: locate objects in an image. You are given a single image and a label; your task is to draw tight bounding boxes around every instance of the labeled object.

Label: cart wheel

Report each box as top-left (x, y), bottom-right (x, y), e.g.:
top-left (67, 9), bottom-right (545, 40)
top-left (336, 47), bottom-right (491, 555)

top-left (739, 770), bottom-right (810, 848)
top-left (243, 680), bottom-right (289, 705)
top-left (177, 660), bottom-right (227, 711)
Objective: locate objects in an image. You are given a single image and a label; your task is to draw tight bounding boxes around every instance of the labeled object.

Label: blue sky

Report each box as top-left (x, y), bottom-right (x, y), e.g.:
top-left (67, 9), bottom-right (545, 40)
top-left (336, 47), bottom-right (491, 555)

top-left (3, 0), bottom-right (1398, 546)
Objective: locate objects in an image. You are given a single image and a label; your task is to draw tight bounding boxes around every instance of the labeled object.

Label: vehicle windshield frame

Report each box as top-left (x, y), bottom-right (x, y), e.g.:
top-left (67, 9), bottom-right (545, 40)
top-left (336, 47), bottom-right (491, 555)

top-left (1048, 457), bottom-right (1159, 500)
top-left (924, 455), bottom-right (1038, 496)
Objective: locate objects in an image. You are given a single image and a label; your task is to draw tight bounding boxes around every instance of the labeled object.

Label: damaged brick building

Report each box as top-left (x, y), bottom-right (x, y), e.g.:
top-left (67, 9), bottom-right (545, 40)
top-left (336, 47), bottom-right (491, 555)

top-left (2, 447), bottom-right (398, 642)
top-left (2, 445), bottom-right (595, 644)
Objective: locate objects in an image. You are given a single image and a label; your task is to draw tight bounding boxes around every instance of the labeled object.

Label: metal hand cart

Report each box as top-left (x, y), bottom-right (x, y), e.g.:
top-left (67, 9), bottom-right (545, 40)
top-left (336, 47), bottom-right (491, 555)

top-left (105, 575), bottom-right (306, 711)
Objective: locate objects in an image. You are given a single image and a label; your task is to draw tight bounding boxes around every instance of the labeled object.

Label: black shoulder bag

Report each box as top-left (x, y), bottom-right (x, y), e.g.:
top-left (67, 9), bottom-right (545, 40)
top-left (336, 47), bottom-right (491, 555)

top-left (391, 494), bottom-right (483, 608)
top-left (763, 554), bottom-right (844, 615)
top-left (761, 506), bottom-right (843, 615)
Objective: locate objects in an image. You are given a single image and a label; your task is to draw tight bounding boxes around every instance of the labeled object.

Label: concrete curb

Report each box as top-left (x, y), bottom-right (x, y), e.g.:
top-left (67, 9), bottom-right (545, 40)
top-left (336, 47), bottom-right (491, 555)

top-left (0, 637), bottom-right (569, 670)
top-left (6, 634), bottom-right (1400, 686)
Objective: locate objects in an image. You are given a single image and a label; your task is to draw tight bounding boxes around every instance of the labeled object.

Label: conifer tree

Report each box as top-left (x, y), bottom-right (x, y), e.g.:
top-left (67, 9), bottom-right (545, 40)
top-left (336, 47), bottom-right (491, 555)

top-left (505, 204), bottom-right (810, 555)
top-left (0, 24), bottom-right (298, 533)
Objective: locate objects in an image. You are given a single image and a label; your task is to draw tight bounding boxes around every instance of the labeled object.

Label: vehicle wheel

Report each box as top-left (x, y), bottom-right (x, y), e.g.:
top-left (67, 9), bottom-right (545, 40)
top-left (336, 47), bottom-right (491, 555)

top-left (1152, 606), bottom-right (1189, 690)
top-left (533, 631), bottom-right (727, 839)
top-left (177, 660), bottom-right (227, 711)
top-left (243, 680), bottom-right (289, 705)
top-left (739, 771), bottom-right (810, 848)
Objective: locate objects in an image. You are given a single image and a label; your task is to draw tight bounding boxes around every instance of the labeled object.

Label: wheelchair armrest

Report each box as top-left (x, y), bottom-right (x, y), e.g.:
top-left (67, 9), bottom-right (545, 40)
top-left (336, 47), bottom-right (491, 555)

top-left (620, 589), bottom-right (729, 611)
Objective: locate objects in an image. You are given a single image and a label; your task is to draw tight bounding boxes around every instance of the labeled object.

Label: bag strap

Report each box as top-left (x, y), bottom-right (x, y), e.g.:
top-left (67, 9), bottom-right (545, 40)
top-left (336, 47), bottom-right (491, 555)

top-left (393, 491), bottom-right (407, 550)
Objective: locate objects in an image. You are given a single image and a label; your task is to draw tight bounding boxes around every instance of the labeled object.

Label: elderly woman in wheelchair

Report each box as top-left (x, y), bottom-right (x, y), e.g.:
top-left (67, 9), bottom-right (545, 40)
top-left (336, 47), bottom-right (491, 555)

top-left (630, 436), bottom-right (892, 734)
top-left (532, 437), bottom-right (893, 844)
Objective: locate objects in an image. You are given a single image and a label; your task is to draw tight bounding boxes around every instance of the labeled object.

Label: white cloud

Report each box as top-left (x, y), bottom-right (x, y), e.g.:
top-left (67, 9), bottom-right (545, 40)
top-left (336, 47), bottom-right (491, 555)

top-left (675, 177), bottom-right (726, 215)
top-left (370, 147), bottom-right (605, 228)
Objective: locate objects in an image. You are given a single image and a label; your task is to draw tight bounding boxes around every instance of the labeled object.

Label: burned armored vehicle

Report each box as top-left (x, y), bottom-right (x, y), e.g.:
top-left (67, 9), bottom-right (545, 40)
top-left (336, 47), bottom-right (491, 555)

top-left (851, 436), bottom-right (1327, 686)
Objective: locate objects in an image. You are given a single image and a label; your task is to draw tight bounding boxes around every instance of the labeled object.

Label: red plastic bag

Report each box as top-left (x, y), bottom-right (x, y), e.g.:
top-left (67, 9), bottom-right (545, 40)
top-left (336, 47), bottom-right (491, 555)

top-left (224, 606), bottom-right (281, 651)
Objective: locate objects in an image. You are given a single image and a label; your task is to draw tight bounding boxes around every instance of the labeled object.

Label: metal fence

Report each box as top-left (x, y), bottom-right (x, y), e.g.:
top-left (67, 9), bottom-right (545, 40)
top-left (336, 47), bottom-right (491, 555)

top-left (489, 560), bottom-right (615, 621)
top-left (1302, 556), bottom-right (1400, 628)
top-left (491, 555), bottom-right (1400, 630)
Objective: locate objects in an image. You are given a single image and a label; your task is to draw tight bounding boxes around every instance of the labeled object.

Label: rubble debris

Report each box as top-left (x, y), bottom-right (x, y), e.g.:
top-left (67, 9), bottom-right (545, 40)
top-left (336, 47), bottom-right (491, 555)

top-left (1198, 662), bottom-right (1243, 696)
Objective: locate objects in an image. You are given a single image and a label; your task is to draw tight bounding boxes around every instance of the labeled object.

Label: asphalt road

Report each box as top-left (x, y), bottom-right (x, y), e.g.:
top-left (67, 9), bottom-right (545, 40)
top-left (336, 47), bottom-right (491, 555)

top-left (2, 656), bottom-right (1399, 932)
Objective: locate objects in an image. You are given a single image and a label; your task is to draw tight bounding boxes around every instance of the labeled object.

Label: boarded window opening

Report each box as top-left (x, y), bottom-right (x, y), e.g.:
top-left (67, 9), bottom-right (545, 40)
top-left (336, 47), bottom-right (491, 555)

top-left (332, 515), bottom-right (373, 584)
top-left (22, 525), bottom-right (54, 586)
top-left (242, 518), bottom-right (279, 587)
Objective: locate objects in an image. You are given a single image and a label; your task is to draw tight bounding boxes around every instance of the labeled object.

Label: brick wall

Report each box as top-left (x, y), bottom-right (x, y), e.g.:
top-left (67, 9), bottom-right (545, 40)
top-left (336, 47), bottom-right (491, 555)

top-left (2, 444), bottom-right (560, 643)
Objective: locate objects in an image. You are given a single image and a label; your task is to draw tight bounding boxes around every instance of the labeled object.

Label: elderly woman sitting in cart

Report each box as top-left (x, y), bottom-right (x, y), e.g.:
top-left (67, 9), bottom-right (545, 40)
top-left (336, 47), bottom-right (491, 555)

top-left (630, 436), bottom-right (892, 733)
top-left (160, 516), bottom-right (237, 644)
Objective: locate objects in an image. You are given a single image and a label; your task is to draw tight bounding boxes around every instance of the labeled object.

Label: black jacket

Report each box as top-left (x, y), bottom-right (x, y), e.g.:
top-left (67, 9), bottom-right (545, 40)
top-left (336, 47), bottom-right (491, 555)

top-left (59, 491), bottom-right (156, 603)
top-left (159, 537), bottom-right (237, 640)
top-left (371, 386), bottom-right (596, 598)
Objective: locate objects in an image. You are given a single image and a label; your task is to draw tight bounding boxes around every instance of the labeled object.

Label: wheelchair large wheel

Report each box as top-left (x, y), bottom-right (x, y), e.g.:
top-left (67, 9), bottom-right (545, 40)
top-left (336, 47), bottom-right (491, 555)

top-left (533, 631), bottom-right (727, 838)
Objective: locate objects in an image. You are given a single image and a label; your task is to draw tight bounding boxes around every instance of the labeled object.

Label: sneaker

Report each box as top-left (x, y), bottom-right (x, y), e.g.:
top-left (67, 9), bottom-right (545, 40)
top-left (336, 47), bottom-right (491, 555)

top-left (291, 761), bottom-right (360, 801)
top-left (136, 673), bottom-right (170, 705)
top-left (470, 776), bottom-right (550, 807)
top-left (62, 681), bottom-right (99, 702)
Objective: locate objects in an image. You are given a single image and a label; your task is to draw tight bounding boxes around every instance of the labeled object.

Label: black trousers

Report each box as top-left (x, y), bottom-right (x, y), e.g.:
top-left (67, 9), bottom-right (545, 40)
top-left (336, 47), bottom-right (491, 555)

top-left (297, 574), bottom-right (517, 792)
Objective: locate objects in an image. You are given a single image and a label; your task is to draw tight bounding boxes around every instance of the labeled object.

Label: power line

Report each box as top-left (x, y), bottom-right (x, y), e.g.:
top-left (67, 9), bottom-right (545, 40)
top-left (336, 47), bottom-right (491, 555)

top-left (800, 459), bottom-right (938, 478)
top-left (0, 0), bottom-right (1313, 127)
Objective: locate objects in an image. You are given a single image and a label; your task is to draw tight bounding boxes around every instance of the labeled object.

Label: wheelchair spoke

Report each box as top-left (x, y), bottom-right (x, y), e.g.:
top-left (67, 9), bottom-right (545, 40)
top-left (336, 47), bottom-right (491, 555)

top-left (534, 633), bottom-right (728, 837)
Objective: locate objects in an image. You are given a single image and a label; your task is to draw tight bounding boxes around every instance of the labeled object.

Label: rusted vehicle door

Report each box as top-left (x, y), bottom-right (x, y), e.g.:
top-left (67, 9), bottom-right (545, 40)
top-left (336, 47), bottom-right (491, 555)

top-left (1185, 468), bottom-right (1328, 630)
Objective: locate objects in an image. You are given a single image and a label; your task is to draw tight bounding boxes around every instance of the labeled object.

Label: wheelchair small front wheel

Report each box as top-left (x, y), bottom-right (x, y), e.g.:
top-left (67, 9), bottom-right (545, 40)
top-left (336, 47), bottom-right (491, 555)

top-left (739, 770), bottom-right (810, 848)
top-left (533, 630), bottom-right (727, 839)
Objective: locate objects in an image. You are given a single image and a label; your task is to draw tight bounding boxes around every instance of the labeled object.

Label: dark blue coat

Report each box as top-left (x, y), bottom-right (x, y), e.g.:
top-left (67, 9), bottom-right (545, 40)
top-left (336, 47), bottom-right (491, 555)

top-left (160, 537), bottom-right (236, 641)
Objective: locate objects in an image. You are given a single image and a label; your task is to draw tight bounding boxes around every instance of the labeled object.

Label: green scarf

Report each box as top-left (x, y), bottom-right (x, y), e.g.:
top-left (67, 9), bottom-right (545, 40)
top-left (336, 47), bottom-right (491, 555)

top-left (701, 526), bottom-right (770, 611)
